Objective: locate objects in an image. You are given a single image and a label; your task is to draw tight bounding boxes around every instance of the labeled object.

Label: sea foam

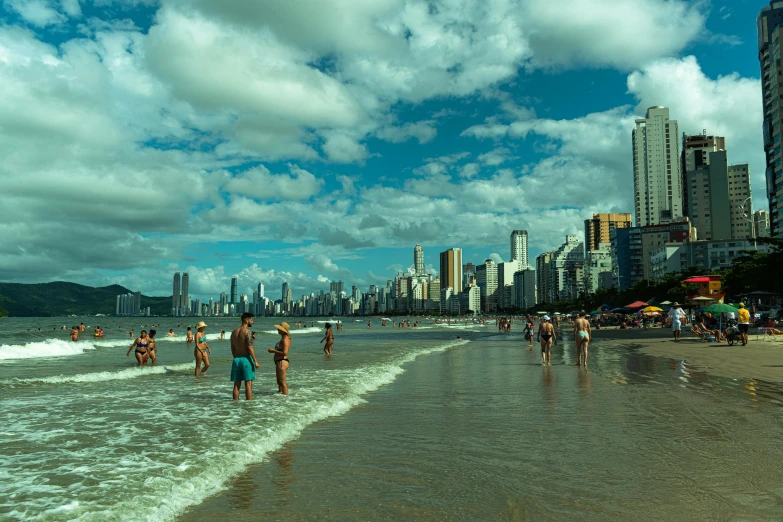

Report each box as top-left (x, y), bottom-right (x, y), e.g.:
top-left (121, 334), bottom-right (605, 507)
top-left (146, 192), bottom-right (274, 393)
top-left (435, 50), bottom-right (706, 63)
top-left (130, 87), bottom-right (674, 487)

top-left (0, 339), bottom-right (97, 361)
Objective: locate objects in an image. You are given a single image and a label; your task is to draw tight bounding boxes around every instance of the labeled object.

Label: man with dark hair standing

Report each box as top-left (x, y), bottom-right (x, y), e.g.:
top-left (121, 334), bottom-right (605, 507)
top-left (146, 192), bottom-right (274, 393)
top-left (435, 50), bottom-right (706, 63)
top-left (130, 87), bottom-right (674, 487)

top-left (230, 313), bottom-right (260, 400)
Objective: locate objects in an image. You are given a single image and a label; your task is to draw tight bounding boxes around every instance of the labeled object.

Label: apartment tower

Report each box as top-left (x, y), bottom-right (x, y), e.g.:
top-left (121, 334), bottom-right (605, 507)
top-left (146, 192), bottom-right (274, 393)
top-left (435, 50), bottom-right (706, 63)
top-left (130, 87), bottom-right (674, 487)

top-left (439, 248), bottom-right (463, 308)
top-left (584, 213), bottom-right (632, 252)
top-left (414, 244), bottom-right (425, 275)
top-left (633, 106), bottom-right (682, 226)
top-left (510, 230), bottom-right (529, 267)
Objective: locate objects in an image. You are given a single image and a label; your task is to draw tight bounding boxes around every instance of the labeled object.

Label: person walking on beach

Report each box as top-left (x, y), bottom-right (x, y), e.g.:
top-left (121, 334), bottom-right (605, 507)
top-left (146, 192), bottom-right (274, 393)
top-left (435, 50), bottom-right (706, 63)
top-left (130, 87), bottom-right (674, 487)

top-left (737, 303), bottom-right (751, 347)
top-left (194, 322), bottom-right (211, 376)
top-left (230, 313), bottom-right (260, 400)
top-left (268, 322), bottom-right (291, 395)
top-left (668, 303), bottom-right (685, 342)
top-left (574, 312), bottom-right (591, 367)
top-left (127, 330), bottom-right (150, 366)
top-left (147, 330), bottom-right (158, 365)
top-left (320, 323), bottom-right (334, 355)
top-left (538, 316), bottom-right (556, 365)
top-left (523, 321), bottom-right (534, 349)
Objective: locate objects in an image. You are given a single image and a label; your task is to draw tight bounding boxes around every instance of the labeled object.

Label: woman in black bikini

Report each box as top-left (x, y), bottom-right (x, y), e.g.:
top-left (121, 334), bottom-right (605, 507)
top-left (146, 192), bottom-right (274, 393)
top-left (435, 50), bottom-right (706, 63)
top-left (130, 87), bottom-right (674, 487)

top-left (320, 323), bottom-right (334, 355)
top-left (537, 316), bottom-right (556, 365)
top-left (269, 322), bottom-right (291, 395)
top-left (126, 330), bottom-right (149, 366)
top-left (194, 322), bottom-right (211, 376)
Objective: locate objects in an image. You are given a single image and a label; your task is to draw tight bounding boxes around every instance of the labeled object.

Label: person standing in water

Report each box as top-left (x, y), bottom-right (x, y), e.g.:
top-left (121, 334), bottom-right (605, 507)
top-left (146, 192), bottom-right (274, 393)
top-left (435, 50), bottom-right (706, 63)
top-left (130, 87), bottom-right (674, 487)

top-left (537, 316), bottom-right (556, 365)
top-left (230, 313), bottom-right (260, 400)
top-left (70, 326), bottom-right (79, 342)
top-left (320, 323), bottom-right (334, 355)
top-left (574, 312), bottom-right (591, 367)
top-left (127, 330), bottom-right (150, 366)
top-left (193, 322), bottom-right (210, 376)
top-left (186, 327), bottom-right (194, 343)
top-left (147, 330), bottom-right (158, 365)
top-left (268, 322), bottom-right (291, 395)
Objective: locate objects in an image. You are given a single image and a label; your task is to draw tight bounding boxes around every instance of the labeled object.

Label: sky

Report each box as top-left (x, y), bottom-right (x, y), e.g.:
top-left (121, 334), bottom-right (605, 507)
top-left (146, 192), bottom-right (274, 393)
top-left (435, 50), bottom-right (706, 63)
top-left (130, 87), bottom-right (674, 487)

top-left (0, 0), bottom-right (769, 302)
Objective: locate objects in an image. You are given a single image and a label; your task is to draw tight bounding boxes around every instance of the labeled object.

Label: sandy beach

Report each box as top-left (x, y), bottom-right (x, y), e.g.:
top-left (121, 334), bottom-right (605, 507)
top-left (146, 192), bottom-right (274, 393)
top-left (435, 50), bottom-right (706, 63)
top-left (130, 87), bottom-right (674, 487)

top-left (591, 326), bottom-right (783, 383)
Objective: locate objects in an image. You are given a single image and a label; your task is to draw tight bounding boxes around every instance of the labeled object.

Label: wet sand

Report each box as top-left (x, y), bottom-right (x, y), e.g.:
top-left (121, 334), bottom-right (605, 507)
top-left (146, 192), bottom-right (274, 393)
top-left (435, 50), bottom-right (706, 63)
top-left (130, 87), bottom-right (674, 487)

top-left (593, 326), bottom-right (783, 383)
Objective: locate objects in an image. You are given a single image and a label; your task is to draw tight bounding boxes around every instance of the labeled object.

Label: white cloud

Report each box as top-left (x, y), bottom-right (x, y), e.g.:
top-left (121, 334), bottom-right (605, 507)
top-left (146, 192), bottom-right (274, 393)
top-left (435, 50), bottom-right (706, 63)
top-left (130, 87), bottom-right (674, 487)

top-left (376, 120), bottom-right (437, 144)
top-left (488, 253), bottom-right (504, 264)
top-left (4, 0), bottom-right (66, 27)
top-left (322, 133), bottom-right (370, 163)
top-left (223, 164), bottom-right (324, 201)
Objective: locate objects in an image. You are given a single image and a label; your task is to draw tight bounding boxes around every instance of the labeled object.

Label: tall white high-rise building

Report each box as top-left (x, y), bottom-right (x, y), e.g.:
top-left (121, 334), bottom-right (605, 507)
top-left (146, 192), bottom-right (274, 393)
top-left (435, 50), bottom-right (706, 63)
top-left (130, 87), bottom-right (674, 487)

top-left (181, 272), bottom-right (189, 310)
top-left (257, 283), bottom-right (264, 299)
top-left (510, 230), bottom-right (529, 267)
top-left (475, 259), bottom-right (498, 313)
top-left (633, 106), bottom-right (682, 226)
top-left (172, 272), bottom-right (181, 314)
top-left (414, 244), bottom-right (425, 275)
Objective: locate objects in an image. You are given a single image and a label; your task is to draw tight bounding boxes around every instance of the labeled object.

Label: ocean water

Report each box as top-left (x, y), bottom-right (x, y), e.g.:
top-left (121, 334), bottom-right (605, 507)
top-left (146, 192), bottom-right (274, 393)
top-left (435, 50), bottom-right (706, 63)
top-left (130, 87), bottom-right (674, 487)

top-left (0, 317), bottom-right (477, 521)
top-left (3, 318), bottom-right (783, 521)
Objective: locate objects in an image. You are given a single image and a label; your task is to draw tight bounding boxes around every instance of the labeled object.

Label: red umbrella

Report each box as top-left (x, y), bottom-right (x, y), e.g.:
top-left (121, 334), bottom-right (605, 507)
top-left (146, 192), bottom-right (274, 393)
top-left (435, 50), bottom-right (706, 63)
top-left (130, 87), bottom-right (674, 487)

top-left (626, 301), bottom-right (649, 309)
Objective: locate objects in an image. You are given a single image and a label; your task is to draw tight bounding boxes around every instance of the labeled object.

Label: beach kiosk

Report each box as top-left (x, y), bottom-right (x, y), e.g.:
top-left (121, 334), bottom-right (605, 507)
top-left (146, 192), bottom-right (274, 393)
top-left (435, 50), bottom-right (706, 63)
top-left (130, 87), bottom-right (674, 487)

top-left (682, 275), bottom-right (724, 303)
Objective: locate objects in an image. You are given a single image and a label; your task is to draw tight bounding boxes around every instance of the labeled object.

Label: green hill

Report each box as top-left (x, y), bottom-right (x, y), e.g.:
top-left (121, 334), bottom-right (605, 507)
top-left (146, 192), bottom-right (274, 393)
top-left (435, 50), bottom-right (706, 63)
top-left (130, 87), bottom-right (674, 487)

top-left (0, 281), bottom-right (172, 317)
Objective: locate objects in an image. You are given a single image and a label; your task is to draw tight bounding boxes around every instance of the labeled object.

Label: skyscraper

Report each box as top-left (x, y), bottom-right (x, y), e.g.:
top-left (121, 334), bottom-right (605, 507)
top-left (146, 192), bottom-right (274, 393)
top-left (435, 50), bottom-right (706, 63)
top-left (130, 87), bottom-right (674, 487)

top-left (181, 272), bottom-right (189, 311)
top-left (282, 281), bottom-right (289, 302)
top-left (728, 163), bottom-right (753, 240)
top-left (414, 244), bottom-right (425, 275)
top-left (584, 214), bottom-right (633, 253)
top-left (257, 283), bottom-right (264, 299)
top-left (758, 2), bottom-right (783, 236)
top-left (230, 276), bottom-right (238, 304)
top-left (330, 281), bottom-right (345, 294)
top-left (510, 230), bottom-right (529, 266)
top-left (172, 272), bottom-right (181, 313)
top-left (755, 209), bottom-right (771, 237)
top-left (633, 106), bottom-right (682, 226)
top-left (439, 248), bottom-right (463, 309)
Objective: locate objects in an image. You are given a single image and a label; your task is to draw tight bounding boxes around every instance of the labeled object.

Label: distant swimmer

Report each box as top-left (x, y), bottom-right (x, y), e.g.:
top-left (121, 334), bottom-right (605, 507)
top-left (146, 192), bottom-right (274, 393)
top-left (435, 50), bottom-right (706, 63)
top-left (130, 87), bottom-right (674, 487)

top-left (79, 323), bottom-right (86, 332)
top-left (194, 322), bottom-right (211, 376)
top-left (367, 320), bottom-right (372, 329)
top-left (186, 327), bottom-right (194, 343)
top-left (70, 326), bottom-right (79, 342)
top-left (219, 329), bottom-right (225, 340)
top-left (128, 329), bottom-right (134, 339)
top-left (166, 329), bottom-right (175, 337)
top-left (230, 313), bottom-right (260, 400)
top-left (268, 322), bottom-right (291, 395)
top-left (320, 323), bottom-right (334, 355)
top-left (538, 316), bottom-right (556, 365)
top-left (574, 312), bottom-right (591, 367)
top-left (127, 330), bottom-right (150, 366)
top-left (147, 330), bottom-right (158, 365)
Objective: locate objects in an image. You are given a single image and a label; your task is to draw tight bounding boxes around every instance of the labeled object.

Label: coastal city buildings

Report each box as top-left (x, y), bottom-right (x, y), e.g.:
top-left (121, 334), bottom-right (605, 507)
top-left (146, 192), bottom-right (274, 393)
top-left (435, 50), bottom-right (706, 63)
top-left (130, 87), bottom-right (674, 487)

top-left (535, 252), bottom-right (554, 305)
top-left (475, 259), bottom-right (498, 312)
top-left (172, 272), bottom-right (180, 314)
top-left (414, 244), bottom-right (425, 275)
top-left (758, 1), bottom-right (783, 236)
top-left (439, 248), bottom-right (463, 311)
top-left (584, 213), bottom-right (632, 253)
top-left (633, 106), bottom-right (683, 227)
top-left (510, 230), bottom-right (529, 266)
top-left (547, 235), bottom-right (584, 303)
top-left (230, 276), bottom-right (238, 305)
top-left (115, 291), bottom-right (149, 317)
top-left (755, 209), bottom-right (771, 237)
top-left (512, 268), bottom-right (536, 309)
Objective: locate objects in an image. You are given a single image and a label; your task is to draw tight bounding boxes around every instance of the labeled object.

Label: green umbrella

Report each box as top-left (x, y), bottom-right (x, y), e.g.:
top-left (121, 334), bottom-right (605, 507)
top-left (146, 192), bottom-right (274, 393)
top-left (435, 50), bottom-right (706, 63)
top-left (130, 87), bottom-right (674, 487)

top-left (705, 303), bottom-right (738, 314)
top-left (590, 310), bottom-right (602, 316)
top-left (704, 303), bottom-right (738, 333)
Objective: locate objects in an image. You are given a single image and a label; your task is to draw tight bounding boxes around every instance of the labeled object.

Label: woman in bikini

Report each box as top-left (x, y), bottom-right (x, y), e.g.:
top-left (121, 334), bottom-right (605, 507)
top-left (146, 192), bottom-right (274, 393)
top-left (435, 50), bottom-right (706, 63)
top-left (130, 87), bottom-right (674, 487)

top-left (537, 316), bottom-right (556, 365)
top-left (147, 329), bottom-right (158, 365)
top-left (126, 330), bottom-right (150, 366)
top-left (269, 322), bottom-right (291, 395)
top-left (320, 323), bottom-right (334, 355)
top-left (193, 322), bottom-right (211, 376)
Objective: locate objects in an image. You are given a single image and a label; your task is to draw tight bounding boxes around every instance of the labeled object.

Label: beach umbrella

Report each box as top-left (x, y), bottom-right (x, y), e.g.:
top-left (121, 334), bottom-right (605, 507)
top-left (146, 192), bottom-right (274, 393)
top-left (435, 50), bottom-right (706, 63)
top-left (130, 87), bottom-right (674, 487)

top-left (536, 311), bottom-right (548, 315)
top-left (611, 307), bottom-right (631, 313)
top-left (553, 312), bottom-right (561, 315)
top-left (600, 304), bottom-right (611, 311)
top-left (660, 300), bottom-right (672, 305)
top-left (690, 296), bottom-right (715, 303)
top-left (626, 301), bottom-right (648, 308)
top-left (704, 303), bottom-right (738, 332)
top-left (590, 310), bottom-right (601, 316)
top-left (642, 306), bottom-right (663, 313)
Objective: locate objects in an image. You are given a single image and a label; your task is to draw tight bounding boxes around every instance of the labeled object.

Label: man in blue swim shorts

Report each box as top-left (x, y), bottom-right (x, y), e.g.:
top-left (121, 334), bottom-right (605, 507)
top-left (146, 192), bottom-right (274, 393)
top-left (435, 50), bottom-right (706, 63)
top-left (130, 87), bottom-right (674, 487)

top-left (230, 313), bottom-right (261, 400)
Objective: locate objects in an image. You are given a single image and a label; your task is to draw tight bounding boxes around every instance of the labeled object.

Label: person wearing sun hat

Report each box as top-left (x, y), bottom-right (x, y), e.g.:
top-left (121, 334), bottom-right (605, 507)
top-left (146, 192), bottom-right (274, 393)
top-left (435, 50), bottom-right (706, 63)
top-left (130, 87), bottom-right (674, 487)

top-left (269, 321), bottom-right (291, 395)
top-left (537, 315), bottom-right (556, 365)
top-left (668, 302), bottom-right (685, 342)
top-left (737, 303), bottom-right (751, 346)
top-left (193, 321), bottom-right (211, 376)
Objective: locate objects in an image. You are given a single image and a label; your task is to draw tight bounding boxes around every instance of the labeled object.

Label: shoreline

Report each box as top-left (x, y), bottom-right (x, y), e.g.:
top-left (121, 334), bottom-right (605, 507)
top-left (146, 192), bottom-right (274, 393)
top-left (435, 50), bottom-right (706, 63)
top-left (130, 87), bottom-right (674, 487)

top-left (592, 328), bottom-right (783, 382)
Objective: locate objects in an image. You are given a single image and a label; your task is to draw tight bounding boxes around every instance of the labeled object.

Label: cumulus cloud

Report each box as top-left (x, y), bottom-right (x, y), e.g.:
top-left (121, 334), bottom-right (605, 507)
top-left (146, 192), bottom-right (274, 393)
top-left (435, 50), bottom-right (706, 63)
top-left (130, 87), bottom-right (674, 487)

top-left (223, 164), bottom-right (324, 201)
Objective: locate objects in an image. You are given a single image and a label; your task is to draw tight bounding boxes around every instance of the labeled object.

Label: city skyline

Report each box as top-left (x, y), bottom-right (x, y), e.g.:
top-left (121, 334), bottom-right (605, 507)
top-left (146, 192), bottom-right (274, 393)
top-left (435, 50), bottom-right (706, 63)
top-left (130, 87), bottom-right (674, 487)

top-left (0, 1), bottom-right (769, 301)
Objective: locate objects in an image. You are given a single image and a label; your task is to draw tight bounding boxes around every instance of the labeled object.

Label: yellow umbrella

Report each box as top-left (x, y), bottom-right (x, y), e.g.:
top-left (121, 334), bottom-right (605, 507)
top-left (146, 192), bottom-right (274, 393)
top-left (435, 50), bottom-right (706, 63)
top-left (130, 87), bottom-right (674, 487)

top-left (642, 306), bottom-right (663, 313)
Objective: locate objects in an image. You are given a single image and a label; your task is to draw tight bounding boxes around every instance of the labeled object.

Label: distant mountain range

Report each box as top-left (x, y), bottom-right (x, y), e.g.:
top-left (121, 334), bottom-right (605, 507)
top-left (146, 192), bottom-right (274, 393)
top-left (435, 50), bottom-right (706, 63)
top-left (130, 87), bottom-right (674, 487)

top-left (0, 282), bottom-right (171, 317)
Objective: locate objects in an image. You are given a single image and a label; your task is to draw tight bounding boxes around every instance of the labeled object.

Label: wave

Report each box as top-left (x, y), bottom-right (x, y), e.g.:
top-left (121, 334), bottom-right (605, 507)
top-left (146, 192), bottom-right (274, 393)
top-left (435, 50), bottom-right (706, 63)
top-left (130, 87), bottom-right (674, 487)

top-left (135, 338), bottom-right (470, 522)
top-left (0, 339), bottom-right (97, 361)
top-left (261, 326), bottom-right (322, 335)
top-left (5, 363), bottom-right (194, 385)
